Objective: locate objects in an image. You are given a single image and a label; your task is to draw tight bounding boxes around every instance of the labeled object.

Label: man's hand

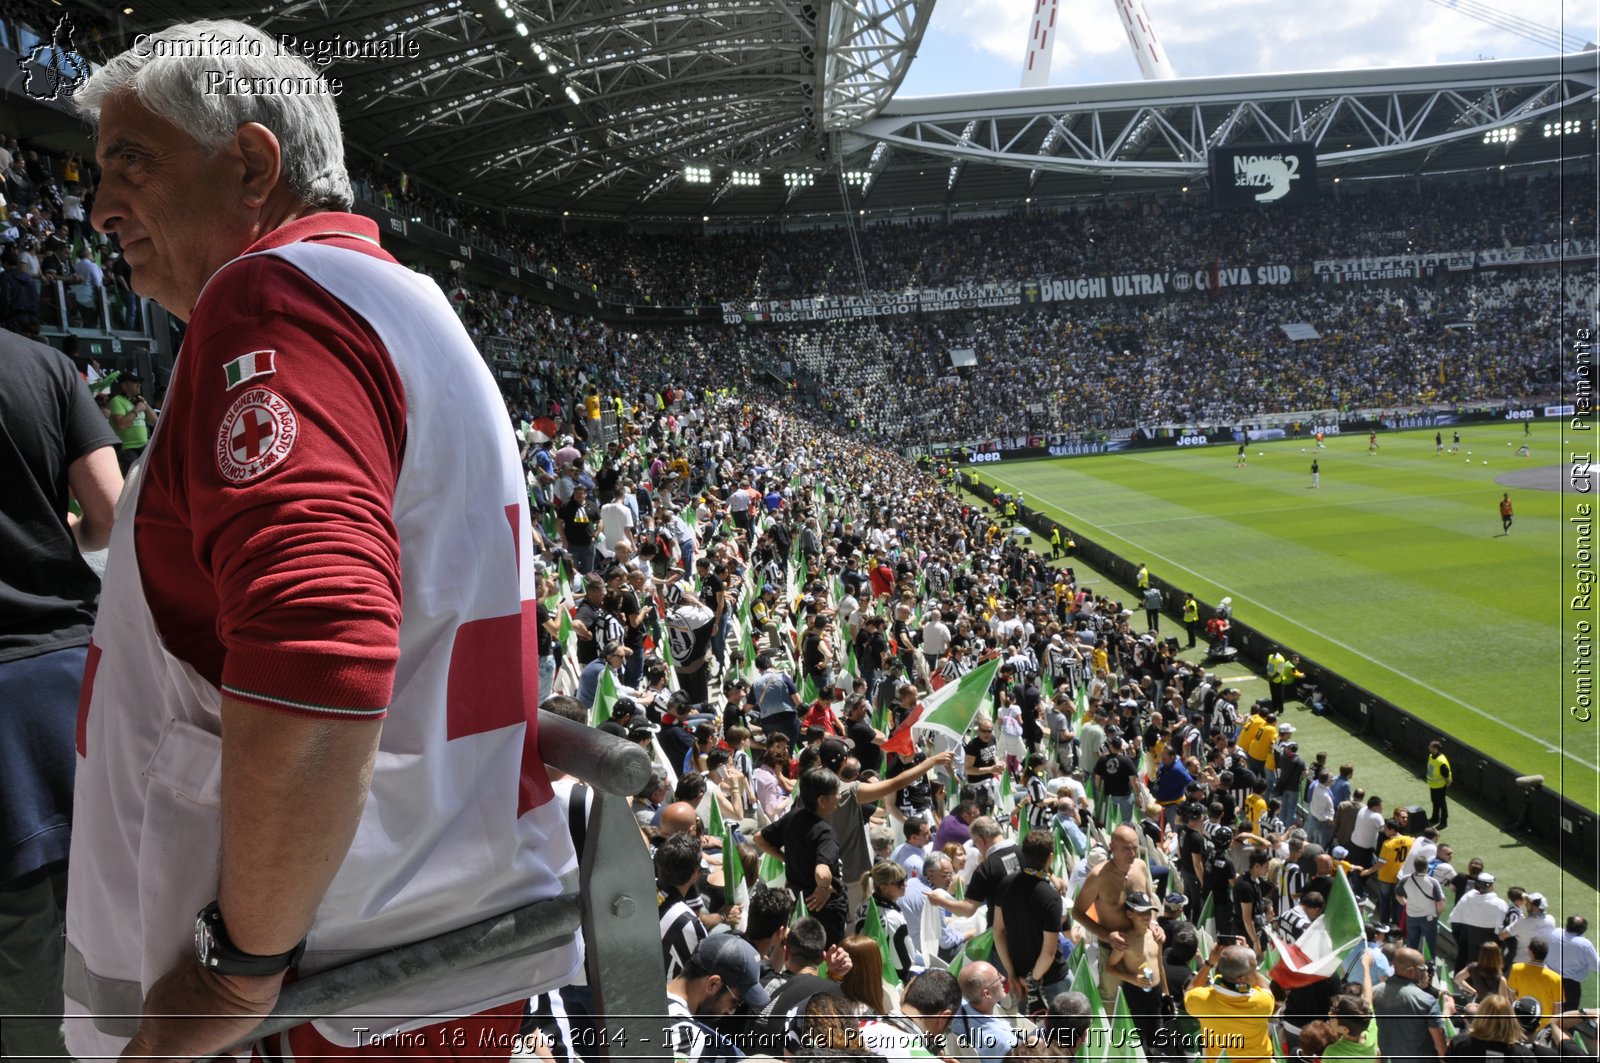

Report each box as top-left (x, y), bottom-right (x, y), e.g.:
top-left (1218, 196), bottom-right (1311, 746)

top-left (121, 960), bottom-right (283, 1062)
top-left (807, 883), bottom-right (832, 911)
top-left (1107, 931), bottom-right (1129, 951)
top-left (822, 944), bottom-right (854, 980)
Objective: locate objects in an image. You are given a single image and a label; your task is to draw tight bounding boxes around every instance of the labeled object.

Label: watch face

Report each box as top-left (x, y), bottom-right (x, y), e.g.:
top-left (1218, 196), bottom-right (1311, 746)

top-left (195, 912), bottom-right (215, 968)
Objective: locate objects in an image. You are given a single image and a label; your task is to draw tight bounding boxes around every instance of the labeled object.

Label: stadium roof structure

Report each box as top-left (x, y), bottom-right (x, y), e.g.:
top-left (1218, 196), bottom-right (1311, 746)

top-left (109, 1), bottom-right (1598, 221)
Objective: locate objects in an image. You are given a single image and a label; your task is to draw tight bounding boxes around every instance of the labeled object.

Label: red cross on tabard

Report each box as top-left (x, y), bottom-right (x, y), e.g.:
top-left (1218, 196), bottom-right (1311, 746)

top-left (442, 503), bottom-right (552, 816)
top-left (231, 407), bottom-right (275, 462)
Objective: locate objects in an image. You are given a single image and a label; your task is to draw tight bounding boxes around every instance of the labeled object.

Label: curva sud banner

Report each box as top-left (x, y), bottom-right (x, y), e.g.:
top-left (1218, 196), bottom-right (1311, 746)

top-left (722, 265), bottom-right (1300, 322)
top-left (721, 240), bottom-right (1592, 323)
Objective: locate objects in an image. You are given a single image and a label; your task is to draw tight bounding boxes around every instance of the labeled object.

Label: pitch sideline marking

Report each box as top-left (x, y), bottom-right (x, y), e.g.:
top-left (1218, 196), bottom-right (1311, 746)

top-left (980, 470), bottom-right (1595, 771)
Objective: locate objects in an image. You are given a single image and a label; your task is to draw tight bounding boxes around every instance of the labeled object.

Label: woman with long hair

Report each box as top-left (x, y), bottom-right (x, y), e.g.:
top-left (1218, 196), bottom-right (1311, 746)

top-left (1445, 995), bottom-right (1526, 1061)
top-left (838, 934), bottom-right (888, 1016)
top-left (855, 861), bottom-right (916, 983)
top-left (752, 738), bottom-right (793, 820)
top-left (1461, 942), bottom-right (1514, 1003)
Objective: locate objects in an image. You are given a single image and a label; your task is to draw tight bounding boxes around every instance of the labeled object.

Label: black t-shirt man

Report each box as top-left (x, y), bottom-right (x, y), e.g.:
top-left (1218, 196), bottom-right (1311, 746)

top-left (965, 733), bottom-right (1000, 789)
top-left (846, 715), bottom-right (882, 775)
top-left (966, 841), bottom-right (1022, 923)
top-left (753, 973), bottom-right (843, 1046)
top-left (574, 595), bottom-right (610, 666)
top-left (557, 494), bottom-right (597, 546)
top-left (0, 335), bottom-right (118, 662)
top-left (701, 569), bottom-right (726, 620)
top-left (800, 627), bottom-right (825, 677)
top-left (1094, 750), bottom-right (1136, 797)
top-left (536, 601), bottom-right (558, 662)
top-left (619, 586), bottom-right (648, 655)
top-left (1206, 853), bottom-right (1239, 936)
top-left (759, 808), bottom-right (850, 945)
top-left (1233, 873), bottom-right (1269, 944)
top-left (995, 869), bottom-right (1068, 987)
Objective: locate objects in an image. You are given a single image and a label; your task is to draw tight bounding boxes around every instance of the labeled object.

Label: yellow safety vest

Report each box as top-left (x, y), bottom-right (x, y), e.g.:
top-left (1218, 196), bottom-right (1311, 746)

top-left (1426, 754), bottom-right (1451, 789)
top-left (1183, 599), bottom-right (1199, 623)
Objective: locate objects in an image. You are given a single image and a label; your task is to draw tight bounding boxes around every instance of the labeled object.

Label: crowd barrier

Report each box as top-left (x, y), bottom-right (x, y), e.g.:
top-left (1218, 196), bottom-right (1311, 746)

top-left (961, 476), bottom-right (1599, 887)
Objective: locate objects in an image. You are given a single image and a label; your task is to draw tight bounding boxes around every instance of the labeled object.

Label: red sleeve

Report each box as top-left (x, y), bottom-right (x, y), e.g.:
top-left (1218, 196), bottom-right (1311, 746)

top-left (178, 252), bottom-right (406, 719)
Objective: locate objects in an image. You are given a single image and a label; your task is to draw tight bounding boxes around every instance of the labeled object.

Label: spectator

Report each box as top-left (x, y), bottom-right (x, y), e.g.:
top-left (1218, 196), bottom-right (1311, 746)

top-left (1373, 947), bottom-right (1452, 1060)
top-left (1184, 943), bottom-right (1275, 1062)
top-left (951, 960), bottom-right (1020, 1062)
top-left (1544, 916), bottom-right (1600, 1012)
top-left (755, 767), bottom-right (850, 946)
top-left (1452, 874), bottom-right (1512, 975)
top-left (993, 831), bottom-right (1072, 1009)
top-left (657, 831), bottom-right (709, 981)
top-left (1400, 854), bottom-right (1448, 954)
top-left (1461, 942), bottom-right (1515, 1004)
top-left (1508, 938), bottom-right (1565, 1027)
top-left (0, 331), bottom-right (121, 1062)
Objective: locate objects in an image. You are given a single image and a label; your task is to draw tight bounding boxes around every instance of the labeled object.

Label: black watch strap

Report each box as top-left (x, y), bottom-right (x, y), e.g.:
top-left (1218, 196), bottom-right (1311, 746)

top-left (194, 901), bottom-right (306, 976)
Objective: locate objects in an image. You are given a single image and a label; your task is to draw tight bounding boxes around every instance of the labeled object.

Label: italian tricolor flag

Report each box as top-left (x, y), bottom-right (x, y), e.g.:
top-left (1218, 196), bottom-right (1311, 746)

top-left (911, 657), bottom-right (1000, 746)
top-left (1266, 863), bottom-right (1365, 988)
top-left (223, 349), bottom-right (276, 389)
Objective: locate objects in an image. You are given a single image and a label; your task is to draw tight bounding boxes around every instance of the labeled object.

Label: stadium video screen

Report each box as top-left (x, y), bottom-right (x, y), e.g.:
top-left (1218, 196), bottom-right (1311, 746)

top-left (1209, 143), bottom-right (1319, 208)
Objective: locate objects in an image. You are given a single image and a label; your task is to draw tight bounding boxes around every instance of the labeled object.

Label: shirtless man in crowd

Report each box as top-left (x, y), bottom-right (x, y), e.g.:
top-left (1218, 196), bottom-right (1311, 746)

top-left (1072, 825), bottom-right (1161, 951)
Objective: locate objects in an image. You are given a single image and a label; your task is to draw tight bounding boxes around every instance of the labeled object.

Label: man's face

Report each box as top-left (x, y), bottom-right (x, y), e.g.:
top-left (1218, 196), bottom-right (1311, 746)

top-left (699, 977), bottom-right (741, 1017)
top-left (92, 95), bottom-right (264, 318)
top-left (1109, 828), bottom-right (1139, 869)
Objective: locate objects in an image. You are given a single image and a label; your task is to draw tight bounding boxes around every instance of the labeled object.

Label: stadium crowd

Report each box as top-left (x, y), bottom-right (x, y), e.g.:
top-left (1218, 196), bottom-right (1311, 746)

top-left (1, 139), bottom-right (1588, 445)
top-left (4, 119), bottom-right (1596, 1063)
top-left (505, 355), bottom-right (1600, 1063)
top-left (350, 163), bottom-right (1592, 308)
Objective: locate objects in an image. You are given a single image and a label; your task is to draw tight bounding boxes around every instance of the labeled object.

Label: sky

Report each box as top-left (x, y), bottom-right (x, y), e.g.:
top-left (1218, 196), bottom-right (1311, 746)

top-left (894, 0), bottom-right (1600, 98)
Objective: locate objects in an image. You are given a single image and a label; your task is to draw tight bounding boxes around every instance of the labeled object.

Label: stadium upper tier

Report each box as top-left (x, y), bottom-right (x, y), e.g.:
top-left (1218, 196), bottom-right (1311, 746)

top-left (468, 268), bottom-right (1588, 445)
top-left (356, 169), bottom-right (1595, 309)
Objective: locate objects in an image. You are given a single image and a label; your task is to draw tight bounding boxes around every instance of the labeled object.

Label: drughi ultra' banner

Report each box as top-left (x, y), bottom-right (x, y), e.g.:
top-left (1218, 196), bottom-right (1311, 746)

top-left (720, 266), bottom-right (1300, 321)
top-left (719, 239), bottom-right (1595, 322)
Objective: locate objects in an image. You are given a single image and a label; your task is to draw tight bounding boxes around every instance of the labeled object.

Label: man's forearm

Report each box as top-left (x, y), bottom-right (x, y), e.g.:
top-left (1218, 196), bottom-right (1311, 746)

top-left (218, 695), bottom-right (383, 955)
top-left (1032, 932), bottom-right (1058, 981)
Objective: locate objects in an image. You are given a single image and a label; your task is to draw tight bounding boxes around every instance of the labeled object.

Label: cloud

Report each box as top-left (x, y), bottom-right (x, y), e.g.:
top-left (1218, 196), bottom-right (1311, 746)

top-left (908, 0), bottom-right (1597, 92)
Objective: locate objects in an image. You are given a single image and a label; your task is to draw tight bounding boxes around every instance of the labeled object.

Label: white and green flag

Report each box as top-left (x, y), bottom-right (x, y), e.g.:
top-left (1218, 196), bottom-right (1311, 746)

top-left (911, 657), bottom-right (1001, 746)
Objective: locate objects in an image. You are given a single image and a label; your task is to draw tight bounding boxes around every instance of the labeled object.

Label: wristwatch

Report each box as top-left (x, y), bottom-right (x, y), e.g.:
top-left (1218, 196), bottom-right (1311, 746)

top-left (194, 902), bottom-right (306, 976)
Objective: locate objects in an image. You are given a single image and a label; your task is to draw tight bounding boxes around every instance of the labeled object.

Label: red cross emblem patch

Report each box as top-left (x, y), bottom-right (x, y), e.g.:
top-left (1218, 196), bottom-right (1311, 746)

top-left (216, 386), bottom-right (299, 483)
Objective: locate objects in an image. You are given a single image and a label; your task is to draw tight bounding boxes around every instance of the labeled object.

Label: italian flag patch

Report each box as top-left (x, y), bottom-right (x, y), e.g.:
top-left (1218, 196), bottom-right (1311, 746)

top-left (224, 349), bottom-right (277, 391)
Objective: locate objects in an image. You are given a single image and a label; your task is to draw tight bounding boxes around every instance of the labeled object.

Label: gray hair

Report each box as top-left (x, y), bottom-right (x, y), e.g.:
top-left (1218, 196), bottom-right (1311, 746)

top-left (968, 816), bottom-right (1003, 842)
top-left (923, 851), bottom-right (952, 875)
top-left (76, 20), bottom-right (352, 211)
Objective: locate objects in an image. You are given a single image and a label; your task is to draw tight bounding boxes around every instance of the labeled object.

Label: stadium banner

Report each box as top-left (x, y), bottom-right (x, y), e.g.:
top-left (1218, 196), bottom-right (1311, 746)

top-left (1312, 251), bottom-right (1475, 283)
top-left (720, 282), bottom-right (1022, 323)
top-left (1027, 263), bottom-right (1293, 304)
top-left (924, 435), bottom-right (1108, 462)
top-left (1477, 237), bottom-right (1598, 267)
top-left (1208, 143), bottom-right (1319, 208)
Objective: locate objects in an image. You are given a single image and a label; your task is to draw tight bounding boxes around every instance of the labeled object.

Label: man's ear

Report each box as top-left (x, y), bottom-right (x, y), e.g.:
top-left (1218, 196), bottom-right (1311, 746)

top-left (233, 122), bottom-right (283, 209)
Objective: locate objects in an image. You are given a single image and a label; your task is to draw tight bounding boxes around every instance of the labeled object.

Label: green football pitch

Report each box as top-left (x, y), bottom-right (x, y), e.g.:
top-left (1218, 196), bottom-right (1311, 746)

top-left (968, 421), bottom-right (1599, 811)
